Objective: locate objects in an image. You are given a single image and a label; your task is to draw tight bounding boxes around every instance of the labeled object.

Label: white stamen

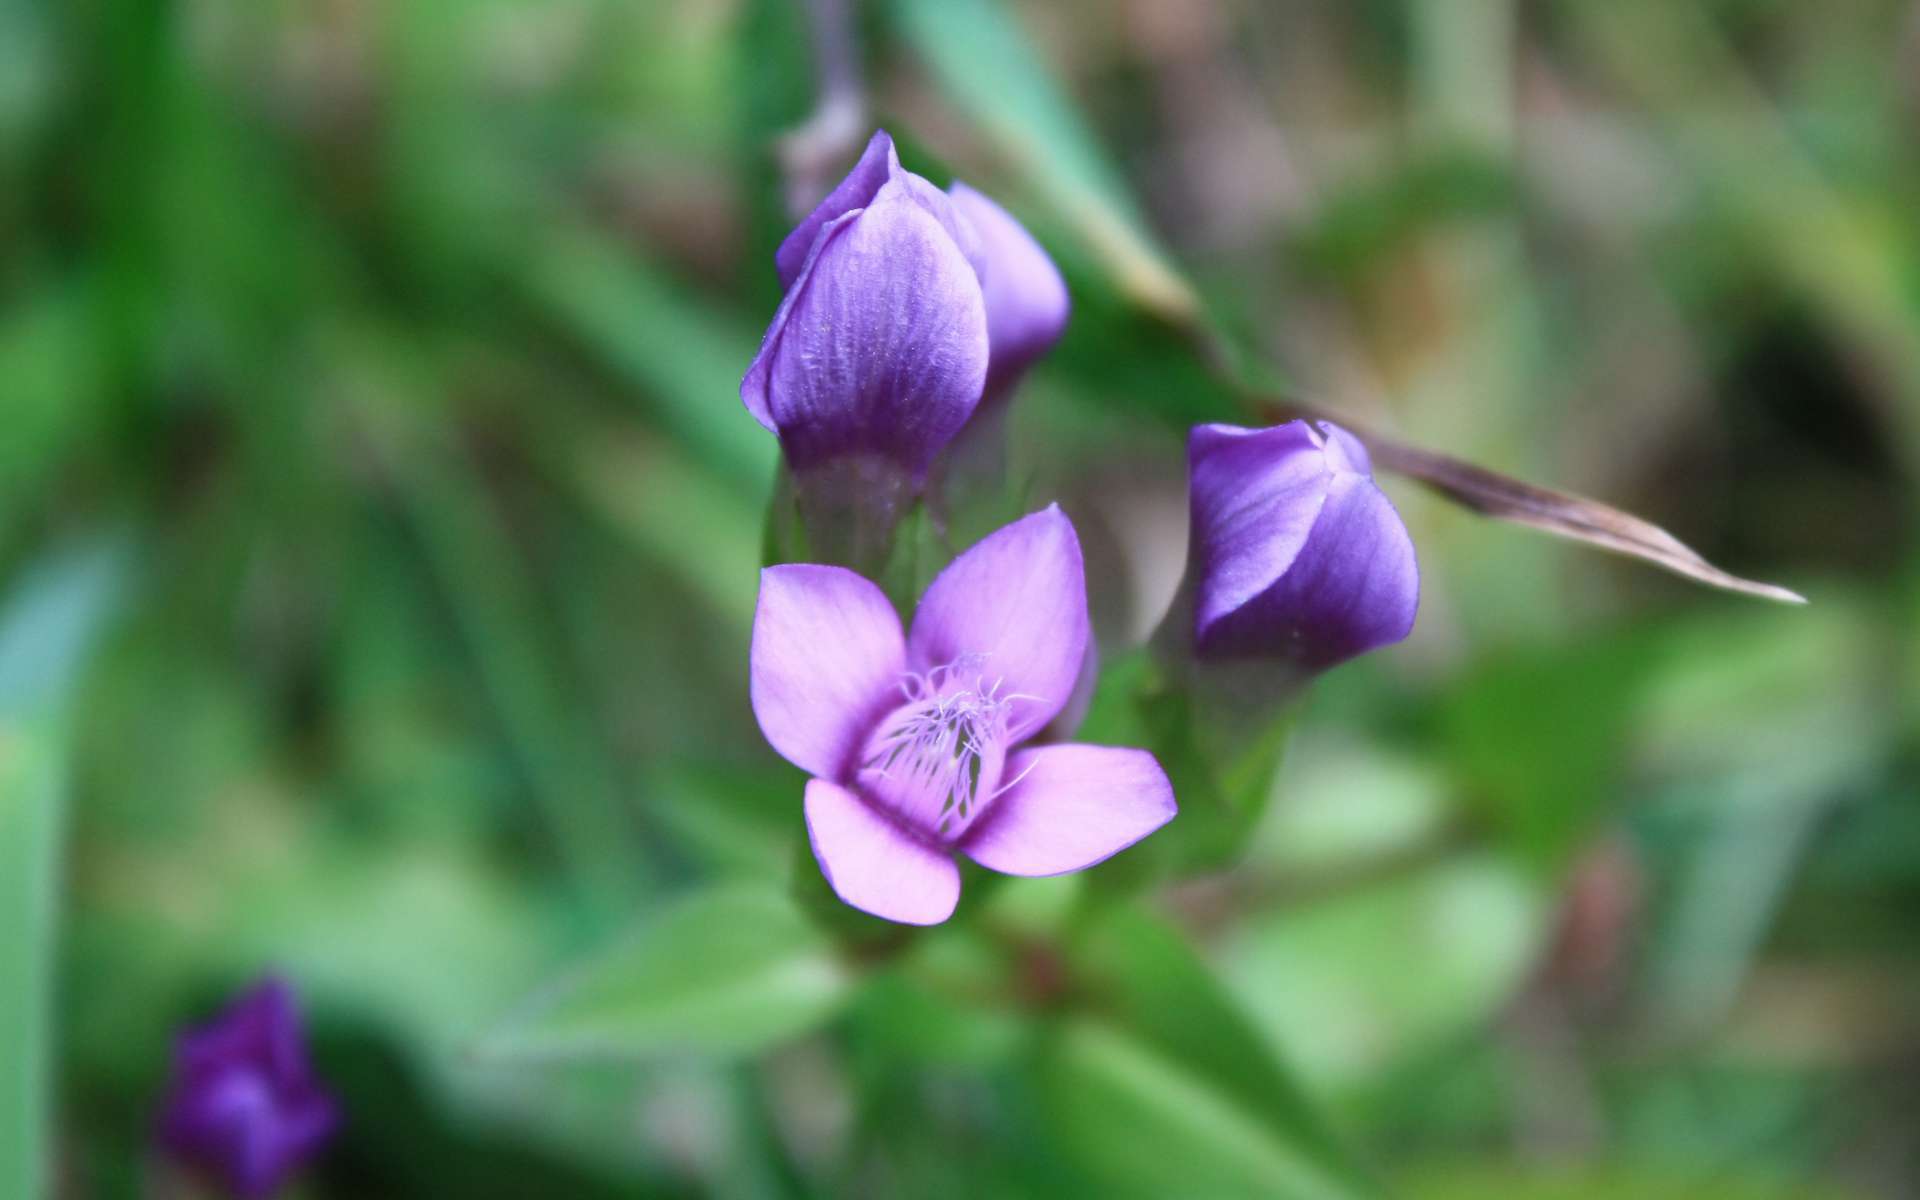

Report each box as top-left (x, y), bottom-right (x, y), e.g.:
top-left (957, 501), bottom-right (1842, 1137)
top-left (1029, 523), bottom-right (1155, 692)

top-left (862, 654), bottom-right (1030, 830)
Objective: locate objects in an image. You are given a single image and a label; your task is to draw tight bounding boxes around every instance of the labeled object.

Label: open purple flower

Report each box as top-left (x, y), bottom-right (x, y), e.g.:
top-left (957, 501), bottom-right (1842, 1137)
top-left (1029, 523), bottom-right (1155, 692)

top-left (747, 130), bottom-right (989, 479)
top-left (1189, 420), bottom-right (1419, 669)
top-left (752, 505), bottom-right (1176, 924)
top-left (156, 977), bottom-right (339, 1199)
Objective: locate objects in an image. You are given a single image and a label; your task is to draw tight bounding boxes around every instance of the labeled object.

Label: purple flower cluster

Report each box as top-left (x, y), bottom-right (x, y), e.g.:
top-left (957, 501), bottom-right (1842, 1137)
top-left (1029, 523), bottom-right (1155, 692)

top-left (748, 130), bottom-right (1421, 924)
top-left (156, 977), bottom-right (339, 1198)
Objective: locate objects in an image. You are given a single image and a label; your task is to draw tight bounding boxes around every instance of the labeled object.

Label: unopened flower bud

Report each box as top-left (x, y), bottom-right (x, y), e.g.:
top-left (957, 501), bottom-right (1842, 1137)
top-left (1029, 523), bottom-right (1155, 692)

top-left (1188, 420), bottom-right (1418, 669)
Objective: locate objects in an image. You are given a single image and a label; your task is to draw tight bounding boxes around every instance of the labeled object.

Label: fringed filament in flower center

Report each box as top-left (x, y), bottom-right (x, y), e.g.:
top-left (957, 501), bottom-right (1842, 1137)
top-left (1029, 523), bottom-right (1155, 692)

top-left (858, 654), bottom-right (1024, 841)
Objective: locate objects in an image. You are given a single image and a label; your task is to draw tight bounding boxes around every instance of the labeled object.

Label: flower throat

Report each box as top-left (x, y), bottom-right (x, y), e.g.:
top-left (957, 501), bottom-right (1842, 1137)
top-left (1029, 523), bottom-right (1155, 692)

top-left (860, 655), bottom-right (1027, 838)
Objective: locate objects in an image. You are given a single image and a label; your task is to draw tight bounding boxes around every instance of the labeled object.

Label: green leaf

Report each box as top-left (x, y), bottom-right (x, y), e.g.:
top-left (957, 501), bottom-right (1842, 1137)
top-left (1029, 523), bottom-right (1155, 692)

top-left (0, 538), bottom-right (130, 1200)
top-left (0, 726), bottom-right (63, 1200)
top-left (1441, 630), bottom-right (1657, 871)
top-left (1039, 1020), bottom-right (1366, 1200)
top-left (1221, 854), bottom-right (1544, 1089)
top-left (1076, 652), bottom-right (1292, 880)
top-left (1399, 1164), bottom-right (1866, 1200)
top-left (522, 224), bottom-right (774, 486)
top-left (479, 883), bottom-right (854, 1062)
top-left (891, 0), bottom-right (1196, 322)
top-left (1046, 905), bottom-right (1379, 1199)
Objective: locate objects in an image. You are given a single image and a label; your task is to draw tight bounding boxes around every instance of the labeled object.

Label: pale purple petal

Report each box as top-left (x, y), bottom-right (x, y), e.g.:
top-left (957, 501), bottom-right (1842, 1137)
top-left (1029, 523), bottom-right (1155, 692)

top-left (948, 182), bottom-right (1069, 397)
top-left (1318, 421), bottom-right (1372, 475)
top-left (805, 778), bottom-right (960, 925)
top-left (774, 130), bottom-right (985, 291)
top-left (906, 504), bottom-right (1089, 740)
top-left (775, 130), bottom-right (897, 290)
top-left (1188, 422), bottom-right (1331, 644)
top-left (1197, 462), bottom-right (1419, 668)
top-left (742, 179), bottom-right (989, 476)
top-left (961, 744), bottom-right (1175, 876)
top-left (751, 565), bottom-right (906, 780)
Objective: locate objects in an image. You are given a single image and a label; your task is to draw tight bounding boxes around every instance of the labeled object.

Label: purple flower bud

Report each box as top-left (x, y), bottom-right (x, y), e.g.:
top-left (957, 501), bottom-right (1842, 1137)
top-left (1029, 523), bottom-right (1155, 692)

top-left (156, 977), bottom-right (339, 1199)
top-left (746, 131), bottom-right (989, 479)
top-left (1188, 420), bottom-right (1418, 669)
top-left (750, 506), bottom-right (1176, 925)
top-left (946, 181), bottom-right (1069, 403)
top-left (750, 131), bottom-right (1071, 486)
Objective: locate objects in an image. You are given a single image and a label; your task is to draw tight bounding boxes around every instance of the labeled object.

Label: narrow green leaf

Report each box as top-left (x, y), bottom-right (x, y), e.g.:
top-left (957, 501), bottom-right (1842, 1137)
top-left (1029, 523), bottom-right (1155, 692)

top-left (480, 884), bottom-right (853, 1062)
top-left (891, 0), bottom-right (1197, 322)
top-left (522, 225), bottom-right (775, 486)
top-left (1053, 905), bottom-right (1379, 1199)
top-left (1039, 1020), bottom-right (1363, 1200)
top-left (342, 356), bottom-right (647, 918)
top-left (0, 538), bottom-right (130, 1200)
top-left (0, 725), bottom-right (62, 1200)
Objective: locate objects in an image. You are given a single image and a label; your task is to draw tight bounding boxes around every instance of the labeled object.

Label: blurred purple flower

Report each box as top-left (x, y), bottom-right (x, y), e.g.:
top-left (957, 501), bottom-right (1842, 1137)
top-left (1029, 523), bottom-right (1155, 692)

top-left (946, 181), bottom-right (1069, 403)
top-left (157, 977), bottom-right (339, 1199)
top-left (746, 130), bottom-right (988, 478)
top-left (1188, 420), bottom-right (1418, 669)
top-left (751, 505), bottom-right (1176, 924)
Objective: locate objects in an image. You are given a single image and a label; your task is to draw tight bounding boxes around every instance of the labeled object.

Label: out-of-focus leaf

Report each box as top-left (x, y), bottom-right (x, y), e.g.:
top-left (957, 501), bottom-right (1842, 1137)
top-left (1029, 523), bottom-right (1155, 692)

top-left (0, 727), bottom-right (59, 1200)
top-left (559, 426), bottom-right (763, 633)
top-left (0, 287), bottom-right (107, 525)
top-left (891, 0), bottom-right (1196, 322)
top-left (344, 354), bottom-right (646, 917)
top-left (523, 225), bottom-right (774, 486)
top-left (1039, 1020), bottom-right (1365, 1200)
top-left (1047, 905), bottom-right (1378, 1199)
top-left (642, 760), bottom-right (797, 877)
top-left (480, 884), bottom-right (853, 1062)
top-left (1441, 631), bottom-right (1658, 870)
top-left (0, 538), bottom-right (129, 1200)
top-left (1400, 1163), bottom-right (1865, 1200)
top-left (1221, 855), bottom-right (1545, 1088)
top-left (1631, 601), bottom-right (1887, 1034)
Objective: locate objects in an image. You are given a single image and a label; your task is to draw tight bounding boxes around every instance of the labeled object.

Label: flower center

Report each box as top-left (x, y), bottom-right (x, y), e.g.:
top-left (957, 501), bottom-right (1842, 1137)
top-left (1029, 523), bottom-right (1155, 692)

top-left (858, 654), bottom-right (1025, 841)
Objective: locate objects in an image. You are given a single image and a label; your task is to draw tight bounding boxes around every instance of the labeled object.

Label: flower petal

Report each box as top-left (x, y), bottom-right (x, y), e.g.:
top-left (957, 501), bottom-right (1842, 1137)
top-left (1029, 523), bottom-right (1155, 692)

top-left (1188, 422), bottom-right (1332, 648)
top-left (948, 182), bottom-right (1069, 397)
top-left (751, 565), bottom-right (906, 779)
top-left (1317, 420), bottom-right (1372, 475)
top-left (907, 505), bottom-right (1089, 739)
top-left (961, 744), bottom-right (1175, 876)
top-left (742, 179), bottom-right (989, 476)
top-left (805, 779), bottom-right (960, 925)
top-left (775, 130), bottom-right (897, 290)
top-left (774, 130), bottom-right (985, 291)
top-left (1199, 469), bottom-right (1419, 667)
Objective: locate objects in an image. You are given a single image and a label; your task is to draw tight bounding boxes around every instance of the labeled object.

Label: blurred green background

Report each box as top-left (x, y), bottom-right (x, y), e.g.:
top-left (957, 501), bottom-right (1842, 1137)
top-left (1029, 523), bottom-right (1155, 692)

top-left (3, 0), bottom-right (1917, 1196)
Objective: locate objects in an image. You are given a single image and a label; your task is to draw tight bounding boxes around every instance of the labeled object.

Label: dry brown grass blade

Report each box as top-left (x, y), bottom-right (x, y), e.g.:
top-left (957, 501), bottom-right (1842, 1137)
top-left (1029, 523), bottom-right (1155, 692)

top-left (1265, 401), bottom-right (1808, 605)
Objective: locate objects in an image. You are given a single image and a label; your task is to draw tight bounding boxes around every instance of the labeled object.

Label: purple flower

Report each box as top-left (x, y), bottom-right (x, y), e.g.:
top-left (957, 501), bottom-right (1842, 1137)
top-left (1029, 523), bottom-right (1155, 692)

top-left (749, 131), bottom-right (1071, 477)
top-left (751, 505), bottom-right (1176, 924)
top-left (1188, 420), bottom-right (1419, 669)
top-left (946, 181), bottom-right (1069, 403)
top-left (157, 977), bottom-right (339, 1199)
top-left (746, 131), bottom-right (989, 478)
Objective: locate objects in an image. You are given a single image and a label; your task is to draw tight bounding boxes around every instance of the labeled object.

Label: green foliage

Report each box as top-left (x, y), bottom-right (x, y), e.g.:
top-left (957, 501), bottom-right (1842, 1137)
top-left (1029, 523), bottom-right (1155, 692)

top-left (480, 884), bottom-right (854, 1062)
top-left (5, 0), bottom-right (1915, 1195)
top-left (1050, 905), bottom-right (1378, 1198)
top-left (0, 539), bottom-right (128, 1200)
